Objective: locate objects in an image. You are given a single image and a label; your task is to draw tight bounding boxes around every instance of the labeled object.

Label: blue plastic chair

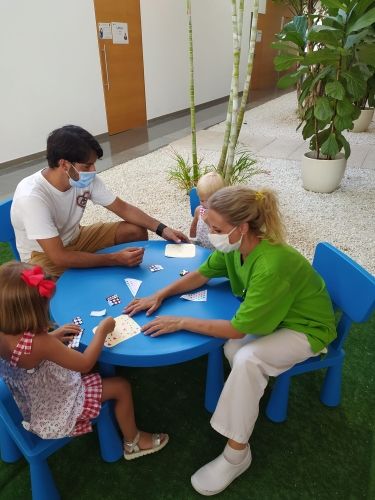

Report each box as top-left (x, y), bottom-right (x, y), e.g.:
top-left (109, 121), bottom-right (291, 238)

top-left (266, 242), bottom-right (375, 423)
top-left (189, 187), bottom-right (200, 217)
top-left (0, 379), bottom-right (123, 500)
top-left (0, 197), bottom-right (20, 260)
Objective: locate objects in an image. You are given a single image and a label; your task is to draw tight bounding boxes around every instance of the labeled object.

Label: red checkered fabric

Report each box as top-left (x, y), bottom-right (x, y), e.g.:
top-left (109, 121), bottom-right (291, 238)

top-left (70, 373), bottom-right (102, 436)
top-left (10, 331), bottom-right (34, 367)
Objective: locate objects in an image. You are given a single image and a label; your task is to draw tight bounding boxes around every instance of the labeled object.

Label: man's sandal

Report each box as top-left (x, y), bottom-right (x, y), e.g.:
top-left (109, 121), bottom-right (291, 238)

top-left (124, 431), bottom-right (169, 460)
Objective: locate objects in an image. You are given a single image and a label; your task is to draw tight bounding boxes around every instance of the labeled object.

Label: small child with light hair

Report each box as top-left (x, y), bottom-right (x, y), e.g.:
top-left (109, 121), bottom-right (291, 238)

top-left (190, 172), bottom-right (225, 250)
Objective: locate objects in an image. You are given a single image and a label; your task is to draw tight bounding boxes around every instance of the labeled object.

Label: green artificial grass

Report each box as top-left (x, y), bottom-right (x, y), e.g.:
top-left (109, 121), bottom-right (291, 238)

top-left (0, 243), bottom-right (13, 264)
top-left (0, 253), bottom-right (374, 499)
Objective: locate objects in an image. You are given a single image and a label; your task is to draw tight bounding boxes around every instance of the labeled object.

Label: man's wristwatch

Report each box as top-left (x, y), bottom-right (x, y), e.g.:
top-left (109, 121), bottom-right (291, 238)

top-left (155, 222), bottom-right (167, 237)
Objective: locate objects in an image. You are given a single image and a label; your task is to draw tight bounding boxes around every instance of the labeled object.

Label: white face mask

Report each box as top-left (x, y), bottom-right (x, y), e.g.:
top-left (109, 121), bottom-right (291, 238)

top-left (208, 226), bottom-right (242, 253)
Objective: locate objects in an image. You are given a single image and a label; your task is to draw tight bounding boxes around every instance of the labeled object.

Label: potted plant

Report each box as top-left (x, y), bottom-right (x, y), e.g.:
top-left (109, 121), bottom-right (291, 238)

top-left (352, 70), bottom-right (375, 132)
top-left (273, 0), bottom-right (375, 193)
top-left (350, 22), bottom-right (375, 132)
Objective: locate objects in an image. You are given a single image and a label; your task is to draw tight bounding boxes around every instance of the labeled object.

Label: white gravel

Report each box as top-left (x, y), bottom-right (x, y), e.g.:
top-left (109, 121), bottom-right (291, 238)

top-left (211, 91), bottom-right (375, 145)
top-left (82, 93), bottom-right (375, 275)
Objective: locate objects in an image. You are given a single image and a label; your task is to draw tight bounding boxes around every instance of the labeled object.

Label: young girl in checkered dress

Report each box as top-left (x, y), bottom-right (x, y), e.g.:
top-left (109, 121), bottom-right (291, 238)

top-left (0, 261), bottom-right (168, 459)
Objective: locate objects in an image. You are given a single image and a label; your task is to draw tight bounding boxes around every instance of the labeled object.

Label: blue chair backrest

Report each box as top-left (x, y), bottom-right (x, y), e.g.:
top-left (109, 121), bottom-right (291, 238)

top-left (313, 242), bottom-right (375, 351)
top-left (0, 379), bottom-right (46, 452)
top-left (0, 198), bottom-right (20, 260)
top-left (189, 187), bottom-right (200, 217)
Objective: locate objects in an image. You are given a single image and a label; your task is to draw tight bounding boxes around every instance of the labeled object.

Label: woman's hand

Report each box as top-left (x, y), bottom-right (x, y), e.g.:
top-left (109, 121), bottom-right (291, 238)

top-left (124, 294), bottom-right (163, 317)
top-left (50, 323), bottom-right (82, 344)
top-left (142, 315), bottom-right (184, 337)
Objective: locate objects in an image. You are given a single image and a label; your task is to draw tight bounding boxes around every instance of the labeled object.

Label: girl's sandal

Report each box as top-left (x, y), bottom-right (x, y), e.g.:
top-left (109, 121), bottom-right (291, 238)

top-left (124, 431), bottom-right (169, 460)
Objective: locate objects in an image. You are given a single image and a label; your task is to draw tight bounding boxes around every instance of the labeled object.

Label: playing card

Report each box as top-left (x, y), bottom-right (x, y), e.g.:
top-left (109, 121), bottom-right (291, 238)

top-left (68, 328), bottom-right (84, 349)
top-left (124, 278), bottom-right (142, 297)
top-left (93, 314), bottom-right (141, 348)
top-left (106, 294), bottom-right (121, 306)
top-left (148, 264), bottom-right (164, 272)
top-left (90, 309), bottom-right (107, 317)
top-left (180, 290), bottom-right (207, 302)
top-left (72, 316), bottom-right (83, 325)
top-left (165, 243), bottom-right (196, 258)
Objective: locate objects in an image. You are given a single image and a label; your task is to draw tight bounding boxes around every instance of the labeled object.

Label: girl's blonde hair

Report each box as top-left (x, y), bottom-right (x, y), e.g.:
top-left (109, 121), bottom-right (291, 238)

top-left (197, 172), bottom-right (225, 199)
top-left (0, 261), bottom-right (52, 335)
top-left (208, 186), bottom-right (286, 244)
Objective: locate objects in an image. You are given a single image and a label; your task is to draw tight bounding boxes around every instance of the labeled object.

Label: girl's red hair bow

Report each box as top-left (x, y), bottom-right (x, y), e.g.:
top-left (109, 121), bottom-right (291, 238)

top-left (20, 266), bottom-right (56, 298)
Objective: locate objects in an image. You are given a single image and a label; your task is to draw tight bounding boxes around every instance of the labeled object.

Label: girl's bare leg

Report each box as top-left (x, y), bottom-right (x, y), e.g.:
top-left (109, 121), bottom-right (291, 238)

top-left (101, 377), bottom-right (167, 449)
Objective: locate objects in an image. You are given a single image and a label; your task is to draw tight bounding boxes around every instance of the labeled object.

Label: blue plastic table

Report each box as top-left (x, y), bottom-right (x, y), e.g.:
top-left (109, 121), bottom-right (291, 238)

top-left (50, 241), bottom-right (240, 412)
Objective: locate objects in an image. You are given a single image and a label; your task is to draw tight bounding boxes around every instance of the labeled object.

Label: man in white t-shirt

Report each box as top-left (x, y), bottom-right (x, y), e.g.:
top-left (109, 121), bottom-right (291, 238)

top-left (11, 125), bottom-right (188, 278)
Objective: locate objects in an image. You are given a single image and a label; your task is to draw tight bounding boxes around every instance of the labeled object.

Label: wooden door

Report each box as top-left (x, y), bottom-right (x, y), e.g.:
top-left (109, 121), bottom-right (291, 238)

top-left (251, 2), bottom-right (291, 90)
top-left (93, 0), bottom-right (147, 135)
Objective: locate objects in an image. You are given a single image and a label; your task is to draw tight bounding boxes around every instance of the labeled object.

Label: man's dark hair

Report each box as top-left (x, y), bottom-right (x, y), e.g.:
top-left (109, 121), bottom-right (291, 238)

top-left (46, 125), bottom-right (103, 167)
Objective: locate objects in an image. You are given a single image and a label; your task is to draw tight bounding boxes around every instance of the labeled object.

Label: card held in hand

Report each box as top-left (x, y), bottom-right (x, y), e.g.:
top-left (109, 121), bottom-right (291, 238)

top-left (93, 314), bottom-right (141, 348)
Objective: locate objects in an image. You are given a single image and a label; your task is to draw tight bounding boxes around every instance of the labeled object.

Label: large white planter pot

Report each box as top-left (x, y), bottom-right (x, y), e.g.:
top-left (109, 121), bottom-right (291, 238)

top-left (351, 108), bottom-right (374, 133)
top-left (301, 152), bottom-right (347, 193)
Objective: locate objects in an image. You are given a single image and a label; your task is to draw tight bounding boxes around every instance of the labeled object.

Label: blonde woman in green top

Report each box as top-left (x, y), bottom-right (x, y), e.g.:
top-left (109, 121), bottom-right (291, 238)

top-left (125, 186), bottom-right (336, 497)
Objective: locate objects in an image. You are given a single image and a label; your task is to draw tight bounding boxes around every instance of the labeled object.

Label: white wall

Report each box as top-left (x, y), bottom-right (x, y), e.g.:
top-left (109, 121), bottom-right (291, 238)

top-left (0, 0), bottom-right (262, 164)
top-left (0, 0), bottom-right (107, 164)
top-left (140, 0), bottom-right (253, 120)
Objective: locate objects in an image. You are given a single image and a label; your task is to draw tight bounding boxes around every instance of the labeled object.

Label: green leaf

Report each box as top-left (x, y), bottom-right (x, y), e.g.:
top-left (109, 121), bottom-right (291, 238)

top-left (325, 80), bottom-right (346, 100)
top-left (278, 16), bottom-right (307, 49)
top-left (308, 26), bottom-right (343, 46)
top-left (320, 134), bottom-right (340, 158)
top-left (279, 31), bottom-right (306, 48)
top-left (277, 71), bottom-right (302, 89)
top-left (334, 114), bottom-right (354, 131)
top-left (337, 97), bottom-right (356, 116)
top-left (337, 132), bottom-right (351, 159)
top-left (304, 48), bottom-right (340, 65)
top-left (324, 15), bottom-right (345, 28)
top-left (341, 68), bottom-right (367, 99)
top-left (356, 43), bottom-right (375, 67)
top-left (309, 129), bottom-right (331, 153)
top-left (302, 120), bottom-right (315, 139)
top-left (292, 16), bottom-right (308, 37)
top-left (274, 54), bottom-right (303, 71)
top-left (314, 97), bottom-right (334, 121)
top-left (354, 0), bottom-right (375, 17)
top-left (347, 7), bottom-right (375, 33)
top-left (271, 41), bottom-right (298, 54)
top-left (298, 67), bottom-right (333, 103)
top-left (321, 0), bottom-right (345, 9)
top-left (344, 29), bottom-right (369, 49)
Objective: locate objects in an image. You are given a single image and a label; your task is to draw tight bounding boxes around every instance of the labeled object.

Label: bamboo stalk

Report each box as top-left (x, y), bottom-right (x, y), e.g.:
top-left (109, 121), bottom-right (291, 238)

top-left (187, 0), bottom-right (198, 183)
top-left (234, 0), bottom-right (259, 146)
top-left (237, 0), bottom-right (245, 48)
top-left (217, 91), bottom-right (233, 175)
top-left (224, 0), bottom-right (241, 183)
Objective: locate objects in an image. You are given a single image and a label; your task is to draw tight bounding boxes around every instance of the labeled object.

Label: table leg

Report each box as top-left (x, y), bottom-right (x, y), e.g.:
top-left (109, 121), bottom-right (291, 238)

top-left (99, 362), bottom-right (116, 377)
top-left (205, 347), bottom-right (224, 413)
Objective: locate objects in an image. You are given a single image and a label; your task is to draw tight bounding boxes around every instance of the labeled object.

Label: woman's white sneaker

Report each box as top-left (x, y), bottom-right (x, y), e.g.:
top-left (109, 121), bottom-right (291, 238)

top-left (191, 445), bottom-right (251, 496)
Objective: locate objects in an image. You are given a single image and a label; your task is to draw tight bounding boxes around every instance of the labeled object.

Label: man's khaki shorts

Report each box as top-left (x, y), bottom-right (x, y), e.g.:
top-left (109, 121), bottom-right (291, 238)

top-left (30, 222), bottom-right (121, 278)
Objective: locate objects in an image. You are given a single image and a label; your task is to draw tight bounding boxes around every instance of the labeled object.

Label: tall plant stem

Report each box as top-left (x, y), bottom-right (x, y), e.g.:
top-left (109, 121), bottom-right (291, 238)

top-left (237, 0), bottom-right (245, 48)
top-left (187, 0), bottom-right (198, 183)
top-left (217, 92), bottom-right (233, 175)
top-left (223, 0), bottom-right (241, 184)
top-left (234, 0), bottom-right (259, 146)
